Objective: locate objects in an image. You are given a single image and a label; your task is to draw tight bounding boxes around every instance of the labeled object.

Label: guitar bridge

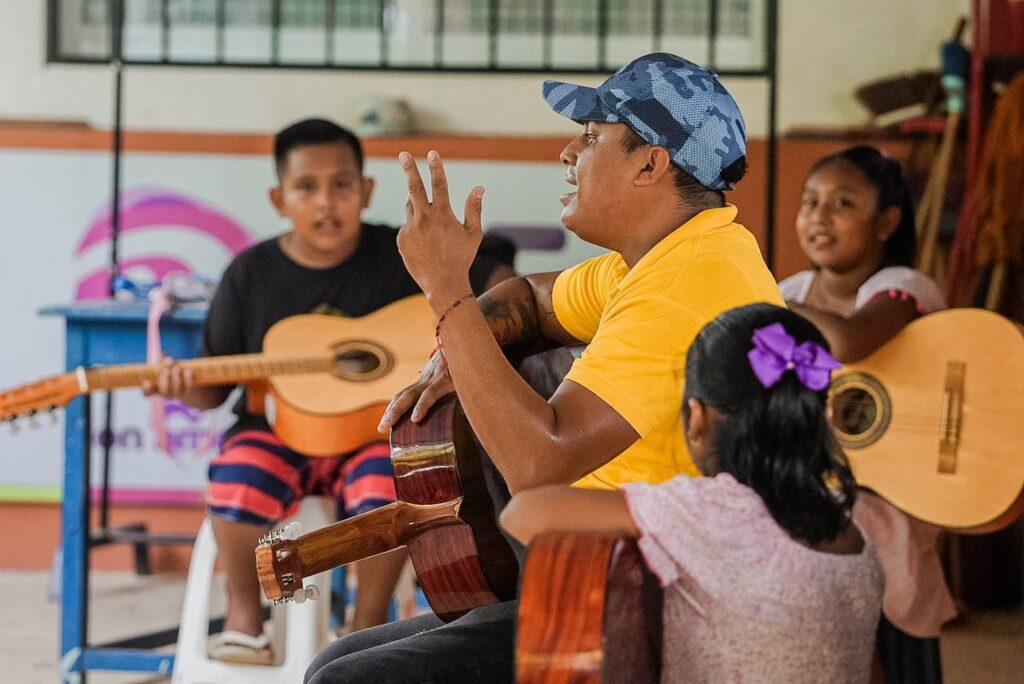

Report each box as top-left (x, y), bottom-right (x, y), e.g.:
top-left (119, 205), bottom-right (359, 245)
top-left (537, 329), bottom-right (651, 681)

top-left (938, 361), bottom-right (965, 474)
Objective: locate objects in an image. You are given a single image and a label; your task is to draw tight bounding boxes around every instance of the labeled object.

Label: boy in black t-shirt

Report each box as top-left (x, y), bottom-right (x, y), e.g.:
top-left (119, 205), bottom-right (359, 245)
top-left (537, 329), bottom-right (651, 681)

top-left (146, 118), bottom-right (420, 664)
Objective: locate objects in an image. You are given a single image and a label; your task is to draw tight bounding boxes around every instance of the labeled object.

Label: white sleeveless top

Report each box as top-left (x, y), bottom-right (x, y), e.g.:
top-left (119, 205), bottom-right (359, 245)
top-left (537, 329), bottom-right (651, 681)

top-left (778, 266), bottom-right (946, 314)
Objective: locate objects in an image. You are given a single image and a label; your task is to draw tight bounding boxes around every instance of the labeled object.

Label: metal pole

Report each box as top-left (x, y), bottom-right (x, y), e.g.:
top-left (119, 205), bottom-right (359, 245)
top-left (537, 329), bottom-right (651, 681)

top-left (765, 0), bottom-right (778, 271)
top-left (708, 0), bottom-right (719, 67)
top-left (110, 0), bottom-right (124, 294)
top-left (101, 0), bottom-right (126, 532)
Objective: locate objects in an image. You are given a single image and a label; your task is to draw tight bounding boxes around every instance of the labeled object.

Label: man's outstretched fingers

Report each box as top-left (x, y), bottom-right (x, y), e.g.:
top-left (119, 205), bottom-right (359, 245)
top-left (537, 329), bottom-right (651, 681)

top-left (426, 150), bottom-right (450, 210)
top-left (464, 186), bottom-right (485, 235)
top-left (399, 152), bottom-right (429, 208)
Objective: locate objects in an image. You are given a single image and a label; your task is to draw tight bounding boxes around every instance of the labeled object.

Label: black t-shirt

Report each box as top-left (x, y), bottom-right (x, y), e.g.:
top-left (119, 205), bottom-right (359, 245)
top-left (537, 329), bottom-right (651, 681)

top-left (201, 222), bottom-right (420, 438)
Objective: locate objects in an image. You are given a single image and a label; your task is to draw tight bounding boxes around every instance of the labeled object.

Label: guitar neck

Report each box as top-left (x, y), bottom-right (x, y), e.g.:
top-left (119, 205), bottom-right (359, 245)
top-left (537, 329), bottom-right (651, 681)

top-left (296, 502), bottom-right (403, 577)
top-left (81, 353), bottom-right (335, 392)
top-left (294, 499), bottom-right (462, 578)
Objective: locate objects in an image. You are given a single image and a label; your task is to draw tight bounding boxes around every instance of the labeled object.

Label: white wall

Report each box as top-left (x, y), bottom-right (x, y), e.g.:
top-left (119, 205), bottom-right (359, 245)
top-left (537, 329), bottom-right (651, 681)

top-left (776, 0), bottom-right (970, 130)
top-left (0, 148), bottom-right (591, 497)
top-left (0, 0), bottom-right (968, 137)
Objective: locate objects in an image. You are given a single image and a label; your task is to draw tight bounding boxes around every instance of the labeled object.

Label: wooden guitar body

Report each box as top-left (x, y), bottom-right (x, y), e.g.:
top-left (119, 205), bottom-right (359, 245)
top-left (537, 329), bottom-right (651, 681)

top-left (262, 299), bottom-right (436, 456)
top-left (256, 395), bottom-right (519, 621)
top-left (830, 308), bottom-right (1024, 532)
top-left (517, 532), bottom-right (662, 684)
top-left (390, 395), bottom-right (520, 619)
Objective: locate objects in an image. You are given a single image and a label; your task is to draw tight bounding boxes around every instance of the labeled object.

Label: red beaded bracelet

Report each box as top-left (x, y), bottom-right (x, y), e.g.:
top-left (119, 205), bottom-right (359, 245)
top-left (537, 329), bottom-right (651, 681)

top-left (433, 292), bottom-right (475, 359)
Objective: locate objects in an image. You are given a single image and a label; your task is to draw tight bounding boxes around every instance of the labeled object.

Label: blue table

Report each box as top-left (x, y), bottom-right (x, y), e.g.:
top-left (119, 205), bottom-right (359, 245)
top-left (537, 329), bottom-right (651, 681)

top-left (41, 301), bottom-right (206, 682)
top-left (40, 301), bottom-right (414, 681)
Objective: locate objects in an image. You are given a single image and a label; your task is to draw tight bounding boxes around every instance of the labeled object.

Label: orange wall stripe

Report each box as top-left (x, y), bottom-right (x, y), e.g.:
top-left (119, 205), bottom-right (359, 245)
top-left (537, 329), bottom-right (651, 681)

top-left (0, 126), bottom-right (573, 161)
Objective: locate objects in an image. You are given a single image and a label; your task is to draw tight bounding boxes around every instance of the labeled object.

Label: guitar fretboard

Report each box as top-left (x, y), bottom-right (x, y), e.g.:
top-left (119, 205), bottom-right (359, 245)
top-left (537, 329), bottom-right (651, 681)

top-left (83, 354), bottom-right (335, 390)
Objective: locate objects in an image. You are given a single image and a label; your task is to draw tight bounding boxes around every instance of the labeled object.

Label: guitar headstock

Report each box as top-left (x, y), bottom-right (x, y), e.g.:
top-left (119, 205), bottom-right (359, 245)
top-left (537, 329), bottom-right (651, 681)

top-left (255, 521), bottom-right (319, 604)
top-left (0, 373), bottom-right (80, 426)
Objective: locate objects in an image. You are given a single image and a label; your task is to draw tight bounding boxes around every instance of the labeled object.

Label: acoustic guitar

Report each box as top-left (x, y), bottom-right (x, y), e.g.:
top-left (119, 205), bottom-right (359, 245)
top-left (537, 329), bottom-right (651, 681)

top-left (255, 395), bottom-right (520, 621)
top-left (829, 307), bottom-right (1024, 532)
top-left (0, 295), bottom-right (435, 456)
top-left (517, 532), bottom-right (661, 684)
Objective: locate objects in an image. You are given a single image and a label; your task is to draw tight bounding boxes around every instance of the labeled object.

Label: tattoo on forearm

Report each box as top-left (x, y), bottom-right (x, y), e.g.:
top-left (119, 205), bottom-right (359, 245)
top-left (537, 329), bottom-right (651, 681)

top-left (537, 298), bottom-right (561, 334)
top-left (480, 291), bottom-right (541, 347)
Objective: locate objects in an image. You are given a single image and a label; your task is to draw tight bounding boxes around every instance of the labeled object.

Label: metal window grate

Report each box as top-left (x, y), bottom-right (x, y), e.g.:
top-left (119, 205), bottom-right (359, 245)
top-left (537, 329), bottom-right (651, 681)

top-left (49, 0), bottom-right (768, 75)
top-left (47, 0), bottom-right (779, 272)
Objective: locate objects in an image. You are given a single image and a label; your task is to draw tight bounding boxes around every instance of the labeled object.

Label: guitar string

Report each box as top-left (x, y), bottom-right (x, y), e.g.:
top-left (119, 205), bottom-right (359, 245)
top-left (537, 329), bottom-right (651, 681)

top-left (2, 354), bottom-right (437, 415)
top-left (87, 353), bottom-right (435, 382)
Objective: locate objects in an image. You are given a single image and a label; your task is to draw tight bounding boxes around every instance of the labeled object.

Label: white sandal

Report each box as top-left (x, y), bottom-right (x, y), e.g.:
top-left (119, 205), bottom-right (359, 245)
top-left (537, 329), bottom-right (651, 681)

top-left (208, 630), bottom-right (275, 665)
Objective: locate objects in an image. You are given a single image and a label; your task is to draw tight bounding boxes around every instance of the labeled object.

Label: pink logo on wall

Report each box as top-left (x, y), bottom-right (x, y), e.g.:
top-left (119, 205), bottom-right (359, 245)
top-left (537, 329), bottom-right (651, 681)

top-left (73, 187), bottom-right (257, 468)
top-left (74, 187), bottom-right (255, 300)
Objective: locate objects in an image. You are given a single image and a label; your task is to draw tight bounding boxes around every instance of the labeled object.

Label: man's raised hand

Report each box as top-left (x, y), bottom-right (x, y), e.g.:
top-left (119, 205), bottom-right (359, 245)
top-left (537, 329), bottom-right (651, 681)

top-left (396, 150), bottom-right (485, 299)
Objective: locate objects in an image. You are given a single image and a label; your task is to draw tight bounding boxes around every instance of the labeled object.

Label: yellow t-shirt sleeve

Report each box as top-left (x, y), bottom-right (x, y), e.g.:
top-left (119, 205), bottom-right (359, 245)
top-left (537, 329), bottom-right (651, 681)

top-left (565, 294), bottom-right (705, 438)
top-left (551, 253), bottom-right (619, 343)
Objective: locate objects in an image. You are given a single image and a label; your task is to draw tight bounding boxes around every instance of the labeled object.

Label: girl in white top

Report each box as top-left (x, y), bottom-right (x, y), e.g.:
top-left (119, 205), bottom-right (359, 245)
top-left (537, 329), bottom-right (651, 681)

top-left (780, 145), bottom-right (955, 683)
top-left (502, 303), bottom-right (883, 684)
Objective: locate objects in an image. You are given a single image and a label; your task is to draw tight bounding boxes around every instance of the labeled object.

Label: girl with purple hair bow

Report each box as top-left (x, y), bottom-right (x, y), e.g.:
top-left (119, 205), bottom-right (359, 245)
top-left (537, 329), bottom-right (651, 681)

top-left (502, 303), bottom-right (883, 684)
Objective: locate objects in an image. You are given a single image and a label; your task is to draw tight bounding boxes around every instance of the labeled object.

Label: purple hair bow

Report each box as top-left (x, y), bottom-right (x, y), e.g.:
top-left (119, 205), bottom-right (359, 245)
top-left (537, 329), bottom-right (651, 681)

top-left (747, 323), bottom-right (841, 391)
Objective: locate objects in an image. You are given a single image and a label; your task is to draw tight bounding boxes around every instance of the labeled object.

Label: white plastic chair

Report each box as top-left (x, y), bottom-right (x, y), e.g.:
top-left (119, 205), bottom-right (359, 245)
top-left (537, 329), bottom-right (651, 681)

top-left (172, 497), bottom-right (332, 684)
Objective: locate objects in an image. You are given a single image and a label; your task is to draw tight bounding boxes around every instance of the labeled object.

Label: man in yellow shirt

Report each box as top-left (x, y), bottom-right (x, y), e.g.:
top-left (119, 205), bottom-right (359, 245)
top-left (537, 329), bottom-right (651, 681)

top-left (305, 52), bottom-right (783, 684)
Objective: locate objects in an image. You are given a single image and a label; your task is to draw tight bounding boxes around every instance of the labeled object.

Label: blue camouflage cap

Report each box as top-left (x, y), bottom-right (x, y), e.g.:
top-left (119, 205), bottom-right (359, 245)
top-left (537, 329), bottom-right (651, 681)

top-left (543, 52), bottom-right (746, 191)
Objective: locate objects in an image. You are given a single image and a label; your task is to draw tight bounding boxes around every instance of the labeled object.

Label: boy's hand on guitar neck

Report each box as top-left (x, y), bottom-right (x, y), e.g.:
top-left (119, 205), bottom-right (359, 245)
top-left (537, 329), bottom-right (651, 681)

top-left (141, 357), bottom-right (227, 410)
top-left (378, 351), bottom-right (454, 432)
top-left (141, 356), bottom-right (195, 399)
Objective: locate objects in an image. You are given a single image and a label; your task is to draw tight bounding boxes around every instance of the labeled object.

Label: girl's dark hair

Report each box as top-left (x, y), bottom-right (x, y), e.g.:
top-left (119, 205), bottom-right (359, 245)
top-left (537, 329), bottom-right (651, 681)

top-left (468, 233), bottom-right (519, 295)
top-left (810, 145), bottom-right (916, 267)
top-left (684, 303), bottom-right (857, 545)
top-left (477, 232), bottom-right (518, 268)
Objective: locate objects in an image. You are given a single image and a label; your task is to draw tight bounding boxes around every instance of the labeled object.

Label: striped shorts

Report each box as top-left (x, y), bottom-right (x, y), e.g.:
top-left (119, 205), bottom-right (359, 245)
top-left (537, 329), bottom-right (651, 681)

top-left (207, 430), bottom-right (396, 527)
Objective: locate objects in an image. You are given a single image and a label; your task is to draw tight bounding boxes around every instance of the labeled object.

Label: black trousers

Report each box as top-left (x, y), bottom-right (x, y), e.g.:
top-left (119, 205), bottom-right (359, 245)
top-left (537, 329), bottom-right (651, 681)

top-left (304, 600), bottom-right (518, 684)
top-left (877, 615), bottom-right (943, 684)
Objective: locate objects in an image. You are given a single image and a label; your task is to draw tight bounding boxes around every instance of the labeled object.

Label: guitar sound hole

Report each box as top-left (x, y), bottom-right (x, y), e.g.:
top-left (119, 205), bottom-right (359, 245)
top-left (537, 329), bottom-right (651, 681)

top-left (337, 350), bottom-right (382, 375)
top-left (828, 371), bottom-right (891, 450)
top-left (331, 339), bottom-right (394, 382)
top-left (832, 388), bottom-right (877, 436)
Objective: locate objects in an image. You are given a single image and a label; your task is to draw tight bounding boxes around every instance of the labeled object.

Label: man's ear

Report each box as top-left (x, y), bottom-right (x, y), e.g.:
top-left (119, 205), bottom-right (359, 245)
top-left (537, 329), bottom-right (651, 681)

top-left (360, 176), bottom-right (376, 210)
top-left (269, 186), bottom-right (285, 217)
top-left (684, 398), bottom-right (710, 449)
top-left (635, 145), bottom-right (674, 188)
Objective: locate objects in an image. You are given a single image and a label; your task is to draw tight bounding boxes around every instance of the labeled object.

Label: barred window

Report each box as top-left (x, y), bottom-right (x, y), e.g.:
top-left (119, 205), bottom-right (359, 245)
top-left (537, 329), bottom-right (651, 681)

top-left (54, 0), bottom-right (766, 73)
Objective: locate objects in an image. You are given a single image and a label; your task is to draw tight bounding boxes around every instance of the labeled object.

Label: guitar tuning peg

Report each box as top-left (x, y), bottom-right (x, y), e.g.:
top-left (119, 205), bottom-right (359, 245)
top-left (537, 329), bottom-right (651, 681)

top-left (281, 521), bottom-right (303, 540)
top-left (292, 584), bottom-right (319, 604)
top-left (27, 410), bottom-right (39, 428)
top-left (260, 528), bottom-right (284, 546)
top-left (9, 419), bottom-right (19, 434)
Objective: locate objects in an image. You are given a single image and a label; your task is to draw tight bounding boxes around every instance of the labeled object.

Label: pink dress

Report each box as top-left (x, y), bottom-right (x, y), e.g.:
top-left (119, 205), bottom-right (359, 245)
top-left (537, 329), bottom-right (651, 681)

top-left (779, 266), bottom-right (957, 637)
top-left (623, 474), bottom-right (884, 684)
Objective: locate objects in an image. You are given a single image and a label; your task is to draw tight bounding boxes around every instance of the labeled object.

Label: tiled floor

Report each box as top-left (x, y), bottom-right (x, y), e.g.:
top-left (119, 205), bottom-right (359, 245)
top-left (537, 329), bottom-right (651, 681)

top-left (4, 570), bottom-right (1023, 683)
